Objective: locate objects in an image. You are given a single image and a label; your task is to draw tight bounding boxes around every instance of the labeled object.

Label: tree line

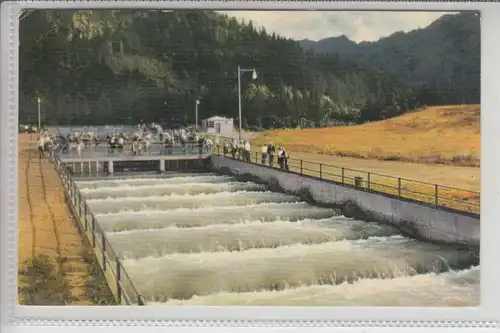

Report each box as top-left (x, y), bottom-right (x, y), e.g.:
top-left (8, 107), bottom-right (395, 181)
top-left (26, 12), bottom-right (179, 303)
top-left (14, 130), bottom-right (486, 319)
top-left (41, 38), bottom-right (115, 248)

top-left (19, 10), bottom-right (479, 129)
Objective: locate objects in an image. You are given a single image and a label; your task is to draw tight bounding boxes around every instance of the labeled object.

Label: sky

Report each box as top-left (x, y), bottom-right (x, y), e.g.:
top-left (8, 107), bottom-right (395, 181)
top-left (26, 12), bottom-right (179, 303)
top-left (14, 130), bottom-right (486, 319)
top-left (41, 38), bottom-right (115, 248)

top-left (219, 11), bottom-right (451, 43)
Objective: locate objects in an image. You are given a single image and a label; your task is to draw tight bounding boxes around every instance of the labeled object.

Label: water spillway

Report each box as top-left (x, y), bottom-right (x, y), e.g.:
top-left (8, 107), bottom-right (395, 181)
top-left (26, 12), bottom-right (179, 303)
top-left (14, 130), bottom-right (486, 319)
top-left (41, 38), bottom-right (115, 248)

top-left (75, 172), bottom-right (480, 306)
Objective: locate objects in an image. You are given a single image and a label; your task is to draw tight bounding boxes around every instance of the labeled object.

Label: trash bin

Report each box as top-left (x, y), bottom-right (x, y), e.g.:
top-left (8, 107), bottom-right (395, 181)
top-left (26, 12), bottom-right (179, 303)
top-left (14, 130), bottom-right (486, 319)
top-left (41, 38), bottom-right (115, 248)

top-left (354, 176), bottom-right (363, 187)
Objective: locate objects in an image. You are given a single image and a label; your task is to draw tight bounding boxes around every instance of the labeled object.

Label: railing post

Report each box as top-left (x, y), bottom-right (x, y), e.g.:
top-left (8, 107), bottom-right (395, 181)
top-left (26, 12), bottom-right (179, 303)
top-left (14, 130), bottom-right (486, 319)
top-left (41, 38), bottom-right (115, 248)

top-left (435, 184), bottom-right (439, 207)
top-left (319, 163), bottom-right (322, 179)
top-left (91, 217), bottom-right (96, 248)
top-left (300, 160), bottom-right (303, 175)
top-left (398, 178), bottom-right (401, 198)
top-left (78, 192), bottom-right (82, 217)
top-left (84, 204), bottom-right (88, 231)
top-left (367, 172), bottom-right (371, 190)
top-left (341, 168), bottom-right (345, 184)
top-left (102, 233), bottom-right (106, 271)
top-left (116, 259), bottom-right (122, 304)
top-left (255, 151), bottom-right (258, 164)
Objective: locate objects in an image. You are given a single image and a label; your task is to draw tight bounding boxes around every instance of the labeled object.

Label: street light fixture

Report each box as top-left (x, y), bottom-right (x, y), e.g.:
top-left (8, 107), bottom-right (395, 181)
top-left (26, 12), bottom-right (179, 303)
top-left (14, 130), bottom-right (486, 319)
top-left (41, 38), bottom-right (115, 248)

top-left (195, 99), bottom-right (200, 131)
top-left (37, 97), bottom-right (41, 132)
top-left (237, 66), bottom-right (258, 141)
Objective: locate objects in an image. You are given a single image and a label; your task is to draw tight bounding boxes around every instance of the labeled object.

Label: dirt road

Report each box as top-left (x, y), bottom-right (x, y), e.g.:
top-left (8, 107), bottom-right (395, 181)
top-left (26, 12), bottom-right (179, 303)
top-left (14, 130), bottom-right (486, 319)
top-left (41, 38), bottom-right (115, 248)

top-left (18, 134), bottom-right (95, 305)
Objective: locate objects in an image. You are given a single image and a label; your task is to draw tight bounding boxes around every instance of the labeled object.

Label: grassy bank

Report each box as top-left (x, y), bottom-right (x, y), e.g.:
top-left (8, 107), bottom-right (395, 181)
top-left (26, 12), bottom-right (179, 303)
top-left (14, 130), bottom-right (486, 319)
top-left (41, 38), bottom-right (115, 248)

top-left (252, 105), bottom-right (480, 167)
top-left (18, 251), bottom-right (116, 305)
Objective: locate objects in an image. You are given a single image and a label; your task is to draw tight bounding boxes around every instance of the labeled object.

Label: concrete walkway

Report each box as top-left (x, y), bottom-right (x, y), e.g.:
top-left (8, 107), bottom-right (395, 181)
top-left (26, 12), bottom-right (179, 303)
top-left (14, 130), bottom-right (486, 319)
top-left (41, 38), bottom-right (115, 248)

top-left (18, 134), bottom-right (94, 305)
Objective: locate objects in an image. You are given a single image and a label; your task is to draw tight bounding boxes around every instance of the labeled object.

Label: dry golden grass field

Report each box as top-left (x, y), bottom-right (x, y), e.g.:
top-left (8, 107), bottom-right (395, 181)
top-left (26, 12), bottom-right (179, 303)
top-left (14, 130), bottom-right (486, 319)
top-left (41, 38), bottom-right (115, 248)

top-left (252, 105), bottom-right (480, 167)
top-left (248, 105), bottom-right (480, 214)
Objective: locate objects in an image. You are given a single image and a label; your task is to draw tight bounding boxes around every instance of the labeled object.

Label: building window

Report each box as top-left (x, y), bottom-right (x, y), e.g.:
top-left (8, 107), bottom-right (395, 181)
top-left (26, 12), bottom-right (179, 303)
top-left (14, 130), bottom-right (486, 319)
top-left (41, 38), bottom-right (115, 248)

top-left (207, 121), bottom-right (215, 128)
top-left (110, 41), bottom-right (123, 54)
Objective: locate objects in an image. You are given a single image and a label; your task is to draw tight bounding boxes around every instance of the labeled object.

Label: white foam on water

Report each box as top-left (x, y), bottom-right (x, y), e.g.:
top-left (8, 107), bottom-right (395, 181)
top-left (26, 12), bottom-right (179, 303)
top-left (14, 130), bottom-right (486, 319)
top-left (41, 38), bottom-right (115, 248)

top-left (96, 202), bottom-right (339, 231)
top-left (87, 191), bottom-right (299, 214)
top-left (120, 236), bottom-right (477, 300)
top-left (157, 266), bottom-right (479, 306)
top-left (80, 181), bottom-right (267, 199)
top-left (75, 174), bottom-right (233, 189)
top-left (106, 219), bottom-right (401, 258)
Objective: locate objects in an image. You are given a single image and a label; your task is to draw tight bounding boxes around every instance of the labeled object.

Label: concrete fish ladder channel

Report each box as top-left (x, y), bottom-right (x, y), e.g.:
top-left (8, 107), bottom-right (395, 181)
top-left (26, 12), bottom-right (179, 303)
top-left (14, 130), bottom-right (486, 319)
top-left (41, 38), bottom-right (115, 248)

top-left (208, 155), bottom-right (480, 248)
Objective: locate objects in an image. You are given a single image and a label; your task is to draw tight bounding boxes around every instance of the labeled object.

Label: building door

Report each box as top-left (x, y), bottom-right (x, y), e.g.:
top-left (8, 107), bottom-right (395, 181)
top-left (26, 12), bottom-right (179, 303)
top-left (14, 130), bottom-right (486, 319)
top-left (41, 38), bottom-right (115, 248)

top-left (216, 123), bottom-right (221, 133)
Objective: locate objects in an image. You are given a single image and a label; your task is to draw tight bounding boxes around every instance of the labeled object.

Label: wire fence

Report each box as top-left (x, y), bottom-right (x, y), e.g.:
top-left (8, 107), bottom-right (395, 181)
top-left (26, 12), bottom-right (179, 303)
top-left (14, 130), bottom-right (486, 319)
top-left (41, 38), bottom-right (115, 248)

top-left (215, 148), bottom-right (480, 215)
top-left (54, 156), bottom-right (147, 305)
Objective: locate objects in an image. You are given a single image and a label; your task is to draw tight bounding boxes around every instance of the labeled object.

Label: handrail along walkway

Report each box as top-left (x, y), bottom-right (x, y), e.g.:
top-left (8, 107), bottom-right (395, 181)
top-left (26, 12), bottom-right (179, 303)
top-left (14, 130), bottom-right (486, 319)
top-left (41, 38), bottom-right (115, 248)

top-left (214, 148), bottom-right (480, 216)
top-left (53, 154), bottom-right (147, 305)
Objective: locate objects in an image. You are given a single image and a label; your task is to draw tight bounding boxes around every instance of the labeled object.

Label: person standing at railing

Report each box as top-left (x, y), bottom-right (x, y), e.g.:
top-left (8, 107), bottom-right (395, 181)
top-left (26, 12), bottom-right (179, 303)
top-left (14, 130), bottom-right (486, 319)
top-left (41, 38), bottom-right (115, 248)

top-left (118, 136), bottom-right (125, 153)
top-left (261, 144), bottom-right (268, 164)
top-left (37, 135), bottom-right (45, 159)
top-left (277, 146), bottom-right (285, 169)
top-left (267, 142), bottom-right (275, 167)
top-left (214, 136), bottom-right (220, 154)
top-left (244, 140), bottom-right (251, 161)
top-left (206, 138), bottom-right (214, 154)
top-left (132, 139), bottom-right (138, 156)
top-left (283, 147), bottom-right (290, 171)
top-left (76, 139), bottom-right (83, 157)
top-left (231, 139), bottom-right (237, 159)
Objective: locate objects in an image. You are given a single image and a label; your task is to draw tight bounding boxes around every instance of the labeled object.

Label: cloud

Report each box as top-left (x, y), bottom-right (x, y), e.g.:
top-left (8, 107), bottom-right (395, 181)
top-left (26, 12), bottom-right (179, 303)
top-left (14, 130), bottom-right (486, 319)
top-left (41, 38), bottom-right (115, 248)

top-left (219, 11), bottom-right (451, 42)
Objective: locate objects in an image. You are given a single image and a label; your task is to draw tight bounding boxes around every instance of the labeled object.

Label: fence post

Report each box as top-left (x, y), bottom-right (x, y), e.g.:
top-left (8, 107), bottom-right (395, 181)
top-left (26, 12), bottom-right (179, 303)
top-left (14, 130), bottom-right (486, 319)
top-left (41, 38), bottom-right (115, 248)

top-left (84, 204), bottom-right (88, 231)
top-left (367, 172), bottom-right (371, 190)
top-left (255, 151), bottom-right (258, 164)
top-left (91, 217), bottom-right (96, 248)
top-left (398, 178), bottom-right (401, 198)
top-left (78, 192), bottom-right (82, 217)
top-left (300, 160), bottom-right (303, 175)
top-left (102, 233), bottom-right (107, 271)
top-left (116, 259), bottom-right (122, 304)
top-left (435, 184), bottom-right (439, 207)
top-left (319, 164), bottom-right (322, 179)
top-left (341, 168), bottom-right (345, 184)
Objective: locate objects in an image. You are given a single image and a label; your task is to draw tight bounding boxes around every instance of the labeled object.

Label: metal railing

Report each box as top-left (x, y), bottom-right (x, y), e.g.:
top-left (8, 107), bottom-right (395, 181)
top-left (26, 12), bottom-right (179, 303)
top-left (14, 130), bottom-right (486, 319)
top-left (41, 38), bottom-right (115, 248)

top-left (60, 142), bottom-right (212, 159)
top-left (53, 156), bottom-right (147, 305)
top-left (215, 147), bottom-right (480, 215)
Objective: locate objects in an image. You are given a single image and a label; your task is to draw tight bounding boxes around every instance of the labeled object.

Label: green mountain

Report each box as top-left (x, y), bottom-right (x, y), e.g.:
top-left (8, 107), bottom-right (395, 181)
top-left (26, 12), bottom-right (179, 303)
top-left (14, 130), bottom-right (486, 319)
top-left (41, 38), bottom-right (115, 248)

top-left (19, 10), bottom-right (478, 128)
top-left (299, 12), bottom-right (480, 104)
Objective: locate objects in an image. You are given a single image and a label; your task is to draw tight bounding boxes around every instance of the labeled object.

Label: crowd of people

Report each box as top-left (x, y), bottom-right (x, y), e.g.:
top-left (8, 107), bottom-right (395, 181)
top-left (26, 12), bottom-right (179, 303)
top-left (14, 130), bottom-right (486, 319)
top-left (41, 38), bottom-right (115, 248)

top-left (215, 137), bottom-right (289, 171)
top-left (260, 142), bottom-right (290, 170)
top-left (27, 122), bottom-right (215, 159)
top-left (24, 122), bottom-right (291, 171)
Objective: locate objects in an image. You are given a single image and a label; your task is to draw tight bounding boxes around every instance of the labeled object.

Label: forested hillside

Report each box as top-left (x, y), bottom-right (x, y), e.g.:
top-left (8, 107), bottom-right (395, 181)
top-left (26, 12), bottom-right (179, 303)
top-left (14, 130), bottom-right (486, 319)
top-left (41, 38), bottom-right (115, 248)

top-left (299, 12), bottom-right (480, 105)
top-left (19, 10), bottom-right (478, 128)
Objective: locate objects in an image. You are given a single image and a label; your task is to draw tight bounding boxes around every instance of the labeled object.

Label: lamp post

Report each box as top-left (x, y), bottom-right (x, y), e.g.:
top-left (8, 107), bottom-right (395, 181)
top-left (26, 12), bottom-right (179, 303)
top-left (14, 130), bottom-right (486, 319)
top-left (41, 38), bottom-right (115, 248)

top-left (237, 66), bottom-right (258, 141)
top-left (37, 97), bottom-right (41, 132)
top-left (195, 99), bottom-right (200, 131)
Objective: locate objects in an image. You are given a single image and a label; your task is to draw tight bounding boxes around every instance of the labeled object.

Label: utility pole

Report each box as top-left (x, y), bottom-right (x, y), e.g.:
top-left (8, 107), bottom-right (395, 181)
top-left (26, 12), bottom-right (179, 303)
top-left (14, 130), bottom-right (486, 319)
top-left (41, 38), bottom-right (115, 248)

top-left (37, 97), bottom-right (41, 131)
top-left (195, 99), bottom-right (200, 131)
top-left (237, 66), bottom-right (258, 141)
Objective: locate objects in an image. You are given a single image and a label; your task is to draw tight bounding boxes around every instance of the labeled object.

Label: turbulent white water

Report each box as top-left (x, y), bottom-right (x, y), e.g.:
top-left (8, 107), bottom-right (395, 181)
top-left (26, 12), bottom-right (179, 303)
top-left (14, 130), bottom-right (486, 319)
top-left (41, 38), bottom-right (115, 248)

top-left (75, 173), bottom-right (480, 306)
top-left (86, 191), bottom-right (299, 214)
top-left (158, 266), bottom-right (480, 306)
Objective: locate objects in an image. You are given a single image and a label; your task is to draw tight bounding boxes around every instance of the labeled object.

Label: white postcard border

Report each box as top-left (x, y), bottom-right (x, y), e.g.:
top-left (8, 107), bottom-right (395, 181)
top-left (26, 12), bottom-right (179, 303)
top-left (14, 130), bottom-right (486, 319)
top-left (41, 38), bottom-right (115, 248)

top-left (1, 0), bottom-right (498, 330)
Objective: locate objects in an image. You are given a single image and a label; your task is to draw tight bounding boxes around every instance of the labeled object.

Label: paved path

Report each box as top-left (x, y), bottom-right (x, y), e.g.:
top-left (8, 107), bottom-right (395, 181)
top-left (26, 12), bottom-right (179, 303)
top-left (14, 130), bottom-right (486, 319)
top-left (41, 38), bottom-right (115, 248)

top-left (18, 134), bottom-right (94, 305)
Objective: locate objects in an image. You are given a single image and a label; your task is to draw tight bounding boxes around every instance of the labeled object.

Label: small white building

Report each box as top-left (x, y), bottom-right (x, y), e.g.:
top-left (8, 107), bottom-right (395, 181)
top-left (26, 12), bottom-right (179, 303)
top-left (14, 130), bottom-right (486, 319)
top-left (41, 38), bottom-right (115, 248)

top-left (201, 116), bottom-right (234, 135)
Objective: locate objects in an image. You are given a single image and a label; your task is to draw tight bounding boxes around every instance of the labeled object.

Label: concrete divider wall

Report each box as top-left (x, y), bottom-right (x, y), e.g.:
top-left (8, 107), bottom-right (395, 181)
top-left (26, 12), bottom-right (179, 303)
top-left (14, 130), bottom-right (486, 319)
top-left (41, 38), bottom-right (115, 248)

top-left (209, 155), bottom-right (480, 247)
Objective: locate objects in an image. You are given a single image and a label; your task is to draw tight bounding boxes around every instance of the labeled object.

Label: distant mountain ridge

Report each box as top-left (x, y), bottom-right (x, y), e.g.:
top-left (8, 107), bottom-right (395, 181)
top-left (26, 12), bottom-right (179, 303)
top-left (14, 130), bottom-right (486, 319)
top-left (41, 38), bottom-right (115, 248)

top-left (298, 12), bottom-right (480, 101)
